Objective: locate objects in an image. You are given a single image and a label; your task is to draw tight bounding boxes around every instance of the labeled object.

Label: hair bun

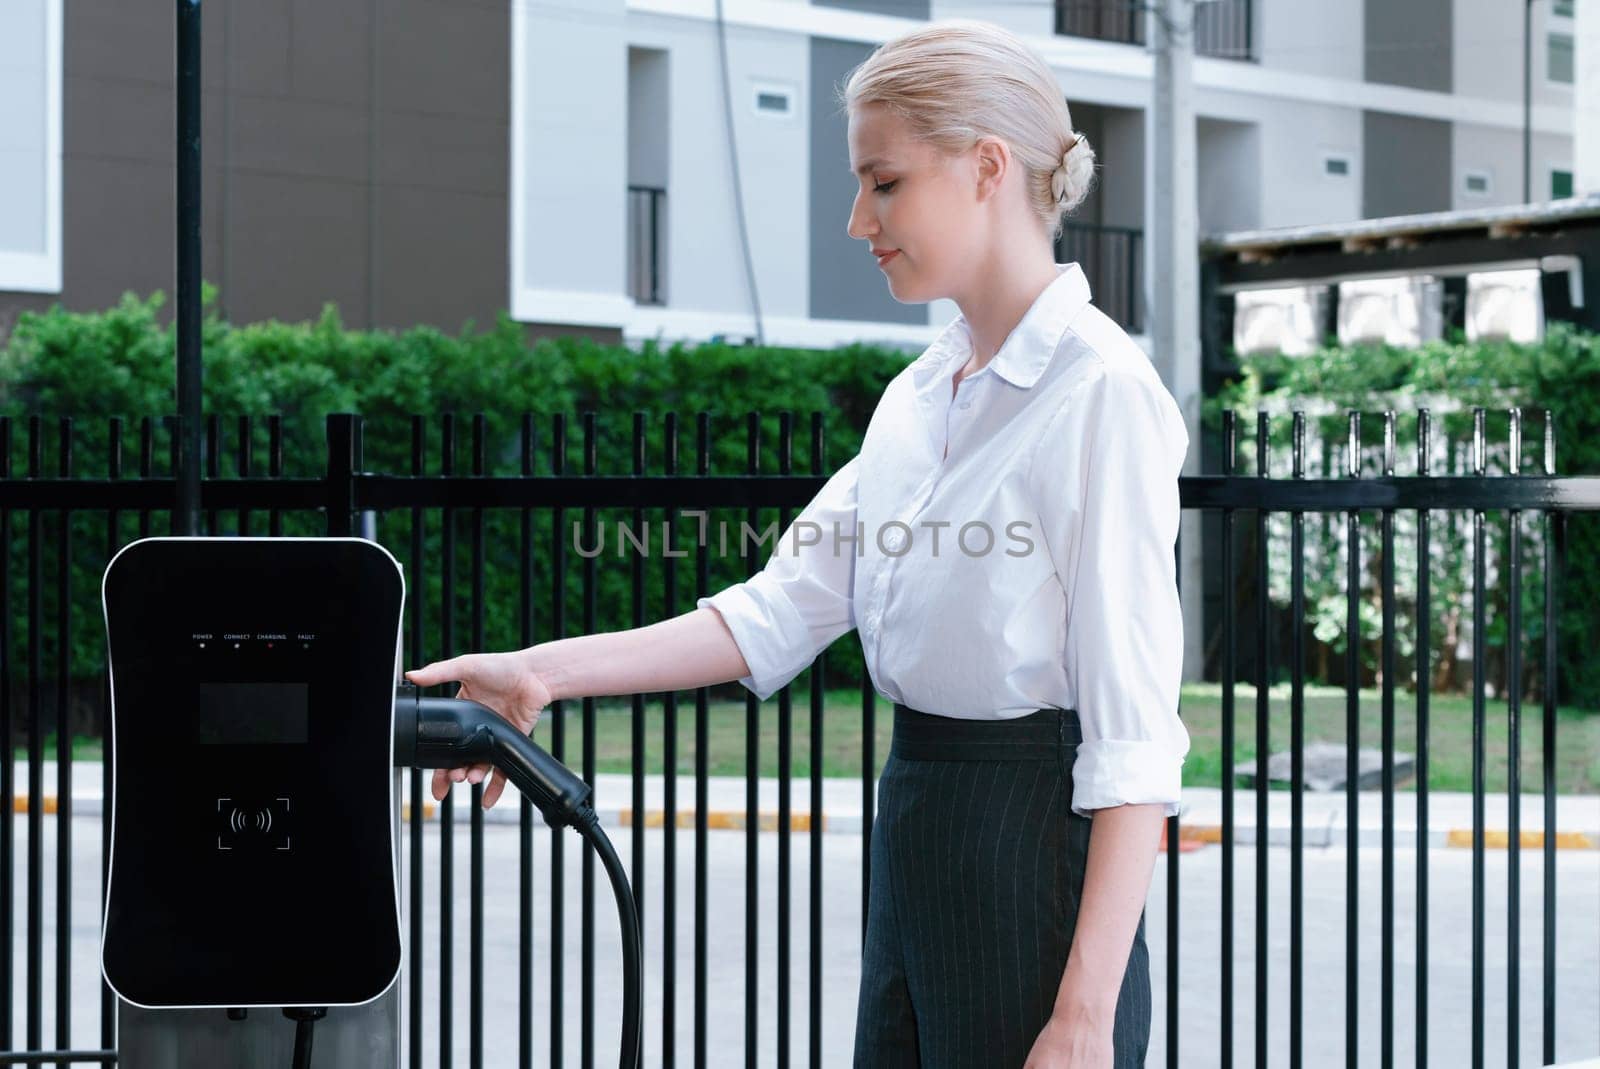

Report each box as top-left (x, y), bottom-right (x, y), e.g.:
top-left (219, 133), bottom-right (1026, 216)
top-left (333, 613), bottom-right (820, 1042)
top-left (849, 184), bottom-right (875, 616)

top-left (1050, 136), bottom-right (1079, 205)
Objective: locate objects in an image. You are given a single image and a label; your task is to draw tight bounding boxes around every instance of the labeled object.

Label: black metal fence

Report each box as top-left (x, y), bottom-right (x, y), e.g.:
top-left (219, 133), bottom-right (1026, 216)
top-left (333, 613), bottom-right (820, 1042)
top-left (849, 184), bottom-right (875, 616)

top-left (2, 407), bottom-right (1598, 1068)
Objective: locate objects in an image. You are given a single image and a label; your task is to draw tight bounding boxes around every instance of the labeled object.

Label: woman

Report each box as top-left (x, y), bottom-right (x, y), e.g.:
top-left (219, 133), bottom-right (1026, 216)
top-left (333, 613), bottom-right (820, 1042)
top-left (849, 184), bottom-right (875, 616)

top-left (406, 19), bottom-right (1189, 1069)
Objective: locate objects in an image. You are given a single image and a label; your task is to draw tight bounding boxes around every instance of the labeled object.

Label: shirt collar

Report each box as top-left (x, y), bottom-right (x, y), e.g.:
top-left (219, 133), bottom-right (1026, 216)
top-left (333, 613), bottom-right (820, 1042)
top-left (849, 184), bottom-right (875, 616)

top-left (911, 261), bottom-right (1093, 395)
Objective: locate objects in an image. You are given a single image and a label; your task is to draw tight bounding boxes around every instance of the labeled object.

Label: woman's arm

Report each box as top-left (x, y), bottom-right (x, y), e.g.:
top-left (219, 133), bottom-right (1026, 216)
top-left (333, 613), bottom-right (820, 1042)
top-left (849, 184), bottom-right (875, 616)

top-left (1048, 802), bottom-right (1165, 1026)
top-left (522, 606), bottom-right (753, 702)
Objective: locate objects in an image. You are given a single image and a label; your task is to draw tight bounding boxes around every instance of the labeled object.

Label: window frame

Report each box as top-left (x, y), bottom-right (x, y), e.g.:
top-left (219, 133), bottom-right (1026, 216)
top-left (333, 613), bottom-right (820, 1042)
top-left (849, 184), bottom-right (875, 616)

top-left (1546, 30), bottom-right (1575, 86)
top-left (1549, 166), bottom-right (1575, 200)
top-left (750, 81), bottom-right (796, 120)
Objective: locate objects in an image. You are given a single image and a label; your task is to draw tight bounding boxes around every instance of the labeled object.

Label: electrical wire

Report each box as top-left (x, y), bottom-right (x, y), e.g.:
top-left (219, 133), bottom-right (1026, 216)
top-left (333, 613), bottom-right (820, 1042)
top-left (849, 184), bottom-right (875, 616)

top-left (713, 0), bottom-right (766, 346)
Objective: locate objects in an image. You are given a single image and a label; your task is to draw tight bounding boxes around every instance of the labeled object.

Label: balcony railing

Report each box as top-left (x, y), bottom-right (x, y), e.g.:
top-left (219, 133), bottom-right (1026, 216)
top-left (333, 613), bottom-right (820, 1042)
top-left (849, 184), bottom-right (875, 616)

top-left (1055, 0), bottom-right (1255, 60)
top-left (1058, 221), bottom-right (1144, 334)
top-left (627, 185), bottom-right (666, 306)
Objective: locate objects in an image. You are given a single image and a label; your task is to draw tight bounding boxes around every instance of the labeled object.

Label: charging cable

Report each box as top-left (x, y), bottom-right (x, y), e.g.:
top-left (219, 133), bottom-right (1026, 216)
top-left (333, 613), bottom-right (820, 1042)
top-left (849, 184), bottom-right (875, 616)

top-left (393, 683), bottom-right (642, 1069)
top-left (283, 1007), bottom-right (326, 1069)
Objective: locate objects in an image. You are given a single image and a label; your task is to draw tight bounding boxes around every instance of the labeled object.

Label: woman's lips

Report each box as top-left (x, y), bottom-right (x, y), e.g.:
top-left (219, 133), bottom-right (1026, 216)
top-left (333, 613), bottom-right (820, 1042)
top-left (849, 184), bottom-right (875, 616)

top-left (875, 249), bottom-right (900, 268)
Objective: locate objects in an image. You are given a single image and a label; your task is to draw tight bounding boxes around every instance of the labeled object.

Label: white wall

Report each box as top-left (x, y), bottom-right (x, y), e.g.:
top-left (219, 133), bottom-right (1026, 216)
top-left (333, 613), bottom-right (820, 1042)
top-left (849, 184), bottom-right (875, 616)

top-left (1256, 0), bottom-right (1362, 82)
top-left (0, 0), bottom-right (61, 294)
top-left (628, 11), bottom-right (811, 325)
top-left (602, 0), bottom-right (1574, 341)
top-left (1197, 91), bottom-right (1361, 231)
top-left (1576, 0), bottom-right (1599, 196)
top-left (1455, 0), bottom-right (1575, 110)
top-left (1452, 120), bottom-right (1575, 207)
top-left (1198, 117), bottom-right (1260, 233)
top-left (930, 1), bottom-right (1053, 39)
top-left (511, 0), bottom-right (633, 325)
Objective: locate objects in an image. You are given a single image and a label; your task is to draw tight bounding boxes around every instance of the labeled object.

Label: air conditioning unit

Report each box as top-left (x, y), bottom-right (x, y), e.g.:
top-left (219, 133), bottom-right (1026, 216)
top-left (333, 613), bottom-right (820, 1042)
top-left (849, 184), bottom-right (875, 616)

top-left (1336, 275), bottom-right (1443, 346)
top-left (1466, 268), bottom-right (1543, 343)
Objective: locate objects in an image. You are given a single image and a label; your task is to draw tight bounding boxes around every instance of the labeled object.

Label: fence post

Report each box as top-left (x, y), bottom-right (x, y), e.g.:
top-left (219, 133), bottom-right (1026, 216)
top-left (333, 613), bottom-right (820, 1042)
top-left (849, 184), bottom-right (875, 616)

top-left (326, 413), bottom-right (358, 537)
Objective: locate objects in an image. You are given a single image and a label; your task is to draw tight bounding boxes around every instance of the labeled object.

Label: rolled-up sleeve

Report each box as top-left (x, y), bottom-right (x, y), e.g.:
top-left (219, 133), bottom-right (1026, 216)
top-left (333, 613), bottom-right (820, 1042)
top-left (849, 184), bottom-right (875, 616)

top-left (697, 454), bottom-right (862, 701)
top-left (1030, 365), bottom-right (1191, 819)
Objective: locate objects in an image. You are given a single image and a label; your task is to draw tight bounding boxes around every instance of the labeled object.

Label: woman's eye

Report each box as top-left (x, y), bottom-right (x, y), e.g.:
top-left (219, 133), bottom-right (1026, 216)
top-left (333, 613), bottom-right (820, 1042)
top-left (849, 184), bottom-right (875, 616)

top-left (873, 180), bottom-right (897, 194)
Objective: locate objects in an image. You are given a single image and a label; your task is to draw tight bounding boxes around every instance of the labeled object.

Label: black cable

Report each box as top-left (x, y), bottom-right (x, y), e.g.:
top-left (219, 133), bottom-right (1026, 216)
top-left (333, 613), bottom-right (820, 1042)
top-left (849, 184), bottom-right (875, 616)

top-left (283, 1007), bottom-right (326, 1069)
top-left (712, 0), bottom-right (764, 346)
top-left (292, 1018), bottom-right (313, 1069)
top-left (395, 685), bottom-right (643, 1069)
top-left (576, 803), bottom-right (643, 1069)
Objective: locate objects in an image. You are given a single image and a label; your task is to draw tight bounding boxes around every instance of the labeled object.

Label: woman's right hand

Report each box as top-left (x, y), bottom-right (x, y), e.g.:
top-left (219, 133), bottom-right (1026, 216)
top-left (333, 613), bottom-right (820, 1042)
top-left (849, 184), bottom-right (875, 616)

top-left (403, 651), bottom-right (555, 809)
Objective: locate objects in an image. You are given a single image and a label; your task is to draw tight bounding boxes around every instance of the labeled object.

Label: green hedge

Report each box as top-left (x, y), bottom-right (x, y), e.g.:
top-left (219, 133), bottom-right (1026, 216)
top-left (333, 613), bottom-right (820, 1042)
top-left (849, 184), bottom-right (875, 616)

top-left (1202, 323), bottom-right (1600, 709)
top-left (3, 290), bottom-right (1597, 714)
top-left (0, 289), bottom-right (909, 702)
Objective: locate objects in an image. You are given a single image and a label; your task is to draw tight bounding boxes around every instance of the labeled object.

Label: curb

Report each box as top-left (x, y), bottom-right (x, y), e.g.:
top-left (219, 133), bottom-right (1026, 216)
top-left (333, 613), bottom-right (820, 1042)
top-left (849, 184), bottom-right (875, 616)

top-left (391, 800), bottom-right (1599, 850)
top-left (16, 796), bottom-right (1599, 850)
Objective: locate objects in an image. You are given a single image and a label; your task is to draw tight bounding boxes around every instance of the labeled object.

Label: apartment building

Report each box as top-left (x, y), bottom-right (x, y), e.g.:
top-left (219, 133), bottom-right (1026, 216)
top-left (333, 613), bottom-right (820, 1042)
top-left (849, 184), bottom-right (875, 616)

top-left (0, 0), bottom-right (1580, 350)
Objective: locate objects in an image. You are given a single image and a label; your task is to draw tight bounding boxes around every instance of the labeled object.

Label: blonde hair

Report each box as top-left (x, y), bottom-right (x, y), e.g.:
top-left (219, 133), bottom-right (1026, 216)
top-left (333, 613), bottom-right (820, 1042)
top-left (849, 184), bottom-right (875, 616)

top-left (836, 19), bottom-right (1096, 243)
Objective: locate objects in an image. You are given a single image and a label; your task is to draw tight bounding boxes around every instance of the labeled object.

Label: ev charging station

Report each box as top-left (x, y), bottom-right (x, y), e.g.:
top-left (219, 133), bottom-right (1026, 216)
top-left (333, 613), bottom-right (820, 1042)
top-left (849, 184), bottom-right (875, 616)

top-left (101, 537), bottom-right (642, 1068)
top-left (96, 6), bottom-right (646, 1064)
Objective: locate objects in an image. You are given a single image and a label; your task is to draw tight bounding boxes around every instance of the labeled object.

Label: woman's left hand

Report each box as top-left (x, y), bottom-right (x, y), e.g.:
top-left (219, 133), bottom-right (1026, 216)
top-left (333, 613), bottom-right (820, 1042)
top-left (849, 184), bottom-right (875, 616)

top-left (1021, 1012), bottom-right (1114, 1069)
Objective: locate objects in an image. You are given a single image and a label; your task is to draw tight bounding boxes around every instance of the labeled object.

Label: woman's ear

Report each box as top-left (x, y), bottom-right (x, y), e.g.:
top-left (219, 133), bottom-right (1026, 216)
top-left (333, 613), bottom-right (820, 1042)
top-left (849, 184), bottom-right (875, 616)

top-left (973, 136), bottom-right (1010, 204)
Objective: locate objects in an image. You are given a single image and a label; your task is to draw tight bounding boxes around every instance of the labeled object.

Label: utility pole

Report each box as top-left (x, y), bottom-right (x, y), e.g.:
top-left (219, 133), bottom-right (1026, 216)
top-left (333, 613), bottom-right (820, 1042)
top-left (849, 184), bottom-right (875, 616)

top-left (1147, 0), bottom-right (1205, 687)
top-left (176, 0), bottom-right (202, 535)
top-left (1524, 0), bottom-right (1534, 203)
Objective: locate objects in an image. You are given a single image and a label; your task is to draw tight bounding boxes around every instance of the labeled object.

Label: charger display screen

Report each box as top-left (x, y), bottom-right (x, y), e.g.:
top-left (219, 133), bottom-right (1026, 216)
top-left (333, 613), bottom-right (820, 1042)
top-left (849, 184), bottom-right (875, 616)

top-left (195, 682), bottom-right (310, 745)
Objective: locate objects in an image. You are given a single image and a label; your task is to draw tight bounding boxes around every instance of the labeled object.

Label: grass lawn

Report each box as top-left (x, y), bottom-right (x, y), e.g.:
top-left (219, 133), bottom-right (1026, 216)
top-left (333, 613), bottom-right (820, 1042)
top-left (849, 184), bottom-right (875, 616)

top-left (17, 682), bottom-right (1599, 794)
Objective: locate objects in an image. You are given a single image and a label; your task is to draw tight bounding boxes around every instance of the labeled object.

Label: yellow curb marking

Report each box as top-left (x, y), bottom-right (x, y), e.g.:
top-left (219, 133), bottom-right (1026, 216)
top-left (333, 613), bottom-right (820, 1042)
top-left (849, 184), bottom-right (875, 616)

top-left (1186, 823), bottom-right (1594, 850)
top-left (400, 802), bottom-right (438, 822)
top-left (618, 808), bottom-right (822, 833)
top-left (1445, 828), bottom-right (1594, 849)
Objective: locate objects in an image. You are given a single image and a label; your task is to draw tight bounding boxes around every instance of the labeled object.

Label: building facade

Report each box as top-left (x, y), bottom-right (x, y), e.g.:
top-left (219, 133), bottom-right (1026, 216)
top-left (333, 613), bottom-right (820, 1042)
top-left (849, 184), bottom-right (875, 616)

top-left (0, 0), bottom-right (1581, 350)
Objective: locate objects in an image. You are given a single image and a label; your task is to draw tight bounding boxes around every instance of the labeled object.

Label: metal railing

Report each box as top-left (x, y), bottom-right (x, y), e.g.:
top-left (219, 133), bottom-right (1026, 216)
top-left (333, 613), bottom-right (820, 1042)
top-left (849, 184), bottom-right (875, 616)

top-left (1059, 222), bottom-right (1143, 334)
top-left (628, 186), bottom-right (667, 306)
top-left (1055, 0), bottom-right (1254, 60)
top-left (2, 406), bottom-right (1598, 1068)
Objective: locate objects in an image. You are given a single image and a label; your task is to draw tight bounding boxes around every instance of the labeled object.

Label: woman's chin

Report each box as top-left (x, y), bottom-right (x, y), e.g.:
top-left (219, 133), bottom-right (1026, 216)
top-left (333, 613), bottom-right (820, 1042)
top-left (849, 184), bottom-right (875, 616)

top-left (884, 271), bottom-right (920, 303)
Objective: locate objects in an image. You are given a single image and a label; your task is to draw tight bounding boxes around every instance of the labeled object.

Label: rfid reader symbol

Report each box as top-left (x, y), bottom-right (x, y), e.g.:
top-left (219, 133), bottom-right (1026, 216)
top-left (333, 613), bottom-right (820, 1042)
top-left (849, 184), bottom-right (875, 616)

top-left (226, 806), bottom-right (272, 835)
top-left (216, 797), bottom-right (292, 852)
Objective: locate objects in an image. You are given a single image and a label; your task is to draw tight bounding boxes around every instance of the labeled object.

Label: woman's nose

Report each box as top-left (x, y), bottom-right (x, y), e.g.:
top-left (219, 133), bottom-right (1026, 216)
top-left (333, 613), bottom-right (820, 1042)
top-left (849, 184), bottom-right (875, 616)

top-left (846, 190), bottom-right (875, 240)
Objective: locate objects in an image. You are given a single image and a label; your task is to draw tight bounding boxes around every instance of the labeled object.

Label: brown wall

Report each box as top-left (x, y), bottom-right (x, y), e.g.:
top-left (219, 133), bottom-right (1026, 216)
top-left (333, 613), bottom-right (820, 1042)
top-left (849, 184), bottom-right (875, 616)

top-left (0, 0), bottom-right (616, 345)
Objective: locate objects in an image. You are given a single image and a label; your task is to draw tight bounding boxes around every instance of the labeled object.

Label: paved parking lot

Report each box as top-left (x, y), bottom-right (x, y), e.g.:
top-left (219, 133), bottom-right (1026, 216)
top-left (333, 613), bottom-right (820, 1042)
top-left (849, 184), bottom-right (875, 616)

top-left (7, 815), bottom-right (1598, 1067)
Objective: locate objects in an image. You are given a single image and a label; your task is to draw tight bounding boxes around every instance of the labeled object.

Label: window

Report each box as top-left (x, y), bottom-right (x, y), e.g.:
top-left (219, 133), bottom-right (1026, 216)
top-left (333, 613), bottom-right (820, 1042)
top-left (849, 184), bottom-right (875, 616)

top-left (1548, 32), bottom-right (1574, 83)
top-left (1462, 170), bottom-right (1491, 196)
top-left (1323, 153), bottom-right (1351, 177)
top-left (752, 83), bottom-right (793, 118)
top-left (1552, 0), bottom-right (1574, 17)
top-left (1552, 169), bottom-right (1574, 199)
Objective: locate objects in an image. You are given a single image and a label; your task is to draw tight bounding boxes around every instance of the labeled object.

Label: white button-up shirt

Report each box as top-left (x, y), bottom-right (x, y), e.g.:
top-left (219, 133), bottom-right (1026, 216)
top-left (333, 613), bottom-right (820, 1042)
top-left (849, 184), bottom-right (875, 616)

top-left (698, 262), bottom-right (1190, 818)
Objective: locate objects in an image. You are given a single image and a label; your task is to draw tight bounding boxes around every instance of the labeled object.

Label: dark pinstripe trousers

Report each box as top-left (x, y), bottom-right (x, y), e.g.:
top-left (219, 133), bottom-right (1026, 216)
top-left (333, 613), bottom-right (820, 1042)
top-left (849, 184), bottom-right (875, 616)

top-left (852, 704), bottom-right (1152, 1068)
